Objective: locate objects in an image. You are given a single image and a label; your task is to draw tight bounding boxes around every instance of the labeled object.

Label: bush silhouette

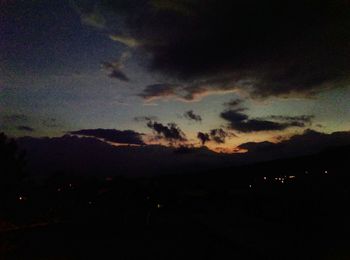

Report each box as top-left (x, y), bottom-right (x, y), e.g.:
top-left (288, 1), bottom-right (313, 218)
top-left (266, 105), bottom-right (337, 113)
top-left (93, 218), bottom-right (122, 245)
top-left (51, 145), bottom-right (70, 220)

top-left (0, 133), bottom-right (26, 198)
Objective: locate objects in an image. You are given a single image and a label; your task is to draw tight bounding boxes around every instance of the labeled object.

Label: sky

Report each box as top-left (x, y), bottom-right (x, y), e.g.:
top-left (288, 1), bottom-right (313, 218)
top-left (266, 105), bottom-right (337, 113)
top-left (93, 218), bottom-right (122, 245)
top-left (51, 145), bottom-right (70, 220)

top-left (1, 0), bottom-right (350, 153)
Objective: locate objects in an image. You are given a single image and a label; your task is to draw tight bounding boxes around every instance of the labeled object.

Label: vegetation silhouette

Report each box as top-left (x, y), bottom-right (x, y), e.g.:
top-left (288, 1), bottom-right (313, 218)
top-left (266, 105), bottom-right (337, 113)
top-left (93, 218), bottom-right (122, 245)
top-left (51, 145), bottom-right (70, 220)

top-left (0, 133), bottom-right (26, 196)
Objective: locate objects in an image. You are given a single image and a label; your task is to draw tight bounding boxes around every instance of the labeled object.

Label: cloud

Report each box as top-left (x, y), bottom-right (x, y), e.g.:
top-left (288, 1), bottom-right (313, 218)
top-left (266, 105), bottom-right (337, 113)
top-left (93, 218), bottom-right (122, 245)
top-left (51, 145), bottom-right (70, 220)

top-left (197, 132), bottom-right (210, 145)
top-left (146, 120), bottom-right (186, 143)
top-left (108, 69), bottom-right (129, 81)
top-left (209, 128), bottom-right (231, 144)
top-left (133, 116), bottom-right (158, 122)
top-left (238, 129), bottom-right (350, 160)
top-left (184, 110), bottom-right (202, 122)
top-left (69, 129), bottom-right (145, 145)
top-left (72, 0), bottom-right (107, 29)
top-left (267, 115), bottom-right (314, 125)
top-left (139, 83), bottom-right (178, 100)
top-left (80, 10), bottom-right (106, 29)
top-left (83, 0), bottom-right (350, 100)
top-left (197, 128), bottom-right (235, 145)
top-left (100, 51), bottom-right (130, 81)
top-left (101, 61), bottom-right (129, 82)
top-left (224, 98), bottom-right (245, 108)
top-left (17, 125), bottom-right (35, 132)
top-left (139, 77), bottom-right (239, 101)
top-left (109, 34), bottom-right (140, 47)
top-left (221, 108), bottom-right (314, 133)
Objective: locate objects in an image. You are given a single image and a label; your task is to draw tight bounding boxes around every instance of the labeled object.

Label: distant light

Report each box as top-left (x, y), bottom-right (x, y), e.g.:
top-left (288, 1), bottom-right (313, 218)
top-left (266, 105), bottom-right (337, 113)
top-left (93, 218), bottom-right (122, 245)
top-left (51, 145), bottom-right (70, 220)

top-left (324, 170), bottom-right (328, 174)
top-left (88, 201), bottom-right (92, 205)
top-left (289, 176), bottom-right (296, 179)
top-left (249, 184), bottom-right (252, 188)
top-left (263, 177), bottom-right (267, 180)
top-left (69, 184), bottom-right (72, 188)
top-left (18, 196), bottom-right (27, 201)
top-left (157, 204), bottom-right (163, 208)
top-left (281, 180), bottom-right (284, 184)
top-left (305, 171), bottom-right (308, 174)
top-left (57, 188), bottom-right (61, 192)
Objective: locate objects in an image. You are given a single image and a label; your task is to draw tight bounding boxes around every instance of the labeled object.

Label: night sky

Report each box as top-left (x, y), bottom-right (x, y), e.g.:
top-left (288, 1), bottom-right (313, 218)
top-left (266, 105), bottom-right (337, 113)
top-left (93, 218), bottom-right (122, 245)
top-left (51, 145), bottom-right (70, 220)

top-left (1, 0), bottom-right (350, 153)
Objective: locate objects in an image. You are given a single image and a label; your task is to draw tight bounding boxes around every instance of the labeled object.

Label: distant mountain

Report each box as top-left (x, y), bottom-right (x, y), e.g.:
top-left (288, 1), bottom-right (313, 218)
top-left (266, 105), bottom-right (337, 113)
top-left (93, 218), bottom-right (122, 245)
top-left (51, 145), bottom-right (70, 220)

top-left (16, 129), bottom-right (350, 177)
top-left (236, 144), bottom-right (350, 178)
top-left (17, 135), bottom-right (235, 177)
top-left (237, 129), bottom-right (350, 163)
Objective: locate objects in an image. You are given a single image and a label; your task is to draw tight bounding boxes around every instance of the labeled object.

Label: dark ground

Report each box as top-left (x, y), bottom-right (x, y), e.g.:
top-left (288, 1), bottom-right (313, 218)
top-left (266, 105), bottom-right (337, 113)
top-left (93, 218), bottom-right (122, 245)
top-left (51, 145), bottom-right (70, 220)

top-left (1, 145), bottom-right (350, 259)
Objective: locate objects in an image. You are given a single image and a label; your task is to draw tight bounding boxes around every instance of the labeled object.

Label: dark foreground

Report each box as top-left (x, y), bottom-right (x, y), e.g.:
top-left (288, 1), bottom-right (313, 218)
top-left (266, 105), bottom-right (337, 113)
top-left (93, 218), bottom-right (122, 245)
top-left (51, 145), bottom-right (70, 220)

top-left (1, 178), bottom-right (350, 259)
top-left (1, 147), bottom-right (350, 259)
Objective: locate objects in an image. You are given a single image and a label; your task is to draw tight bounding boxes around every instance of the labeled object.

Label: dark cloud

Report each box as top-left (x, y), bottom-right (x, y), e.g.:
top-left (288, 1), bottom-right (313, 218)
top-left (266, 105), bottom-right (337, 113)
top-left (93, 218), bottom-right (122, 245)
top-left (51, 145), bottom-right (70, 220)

top-left (69, 129), bottom-right (145, 145)
top-left (139, 83), bottom-right (178, 100)
top-left (197, 132), bottom-right (210, 145)
top-left (84, 0), bottom-right (350, 99)
top-left (221, 108), bottom-right (314, 133)
top-left (221, 109), bottom-right (248, 123)
top-left (184, 110), bottom-right (202, 122)
top-left (238, 129), bottom-right (350, 160)
top-left (139, 76), bottom-right (237, 101)
top-left (224, 98), bottom-right (244, 108)
top-left (133, 116), bottom-right (158, 122)
top-left (146, 120), bottom-right (186, 143)
top-left (209, 128), bottom-right (231, 144)
top-left (101, 61), bottom-right (129, 82)
top-left (267, 115), bottom-right (314, 124)
top-left (109, 70), bottom-right (129, 81)
top-left (197, 128), bottom-right (235, 145)
top-left (17, 126), bottom-right (35, 132)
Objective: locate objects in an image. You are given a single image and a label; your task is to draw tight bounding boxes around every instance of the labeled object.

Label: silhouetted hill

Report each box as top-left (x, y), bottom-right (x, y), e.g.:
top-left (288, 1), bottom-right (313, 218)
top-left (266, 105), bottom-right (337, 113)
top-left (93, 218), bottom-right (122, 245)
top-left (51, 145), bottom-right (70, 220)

top-left (139, 143), bottom-right (350, 194)
top-left (229, 144), bottom-right (350, 180)
top-left (238, 129), bottom-right (350, 162)
top-left (16, 129), bottom-right (350, 178)
top-left (17, 135), bottom-right (236, 177)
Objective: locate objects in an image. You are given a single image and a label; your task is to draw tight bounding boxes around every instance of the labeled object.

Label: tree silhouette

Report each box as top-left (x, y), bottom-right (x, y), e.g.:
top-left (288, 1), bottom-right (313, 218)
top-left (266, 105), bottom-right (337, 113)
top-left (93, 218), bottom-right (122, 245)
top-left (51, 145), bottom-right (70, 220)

top-left (0, 133), bottom-right (26, 199)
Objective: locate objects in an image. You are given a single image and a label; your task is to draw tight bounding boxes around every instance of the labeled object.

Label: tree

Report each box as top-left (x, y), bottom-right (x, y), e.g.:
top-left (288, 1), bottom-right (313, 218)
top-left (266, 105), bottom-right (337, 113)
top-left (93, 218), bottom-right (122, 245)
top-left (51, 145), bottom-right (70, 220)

top-left (0, 133), bottom-right (26, 198)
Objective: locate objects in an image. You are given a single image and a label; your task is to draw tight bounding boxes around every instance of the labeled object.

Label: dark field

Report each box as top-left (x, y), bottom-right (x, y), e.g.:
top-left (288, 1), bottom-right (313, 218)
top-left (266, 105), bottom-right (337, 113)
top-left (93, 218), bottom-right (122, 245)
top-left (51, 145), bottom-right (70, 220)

top-left (1, 152), bottom-right (350, 260)
top-left (1, 138), bottom-right (350, 259)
